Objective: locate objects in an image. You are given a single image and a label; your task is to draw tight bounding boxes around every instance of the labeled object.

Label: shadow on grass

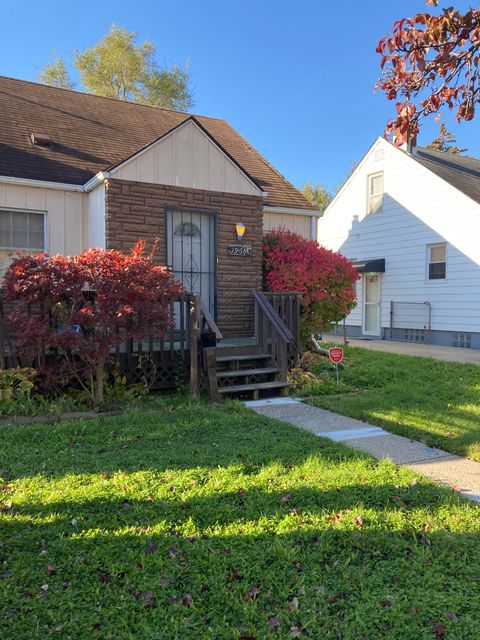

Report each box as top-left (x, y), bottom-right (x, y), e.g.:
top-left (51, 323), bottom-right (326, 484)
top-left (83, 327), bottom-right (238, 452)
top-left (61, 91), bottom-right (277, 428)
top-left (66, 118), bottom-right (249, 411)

top-left (1, 402), bottom-right (480, 638)
top-left (1, 486), bottom-right (479, 639)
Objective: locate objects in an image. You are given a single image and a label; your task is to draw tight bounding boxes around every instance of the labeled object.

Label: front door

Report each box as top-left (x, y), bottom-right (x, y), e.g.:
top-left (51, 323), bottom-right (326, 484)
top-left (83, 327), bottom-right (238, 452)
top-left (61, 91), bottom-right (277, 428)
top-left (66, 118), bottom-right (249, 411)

top-left (166, 209), bottom-right (216, 316)
top-left (362, 273), bottom-right (381, 335)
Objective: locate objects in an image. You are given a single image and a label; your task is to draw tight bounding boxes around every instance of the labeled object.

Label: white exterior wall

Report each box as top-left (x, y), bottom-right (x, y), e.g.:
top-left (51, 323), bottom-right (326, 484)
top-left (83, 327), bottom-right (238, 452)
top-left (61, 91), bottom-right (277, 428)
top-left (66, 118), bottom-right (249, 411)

top-left (0, 183), bottom-right (85, 272)
top-left (85, 183), bottom-right (106, 249)
top-left (111, 120), bottom-right (261, 197)
top-left (318, 137), bottom-right (480, 334)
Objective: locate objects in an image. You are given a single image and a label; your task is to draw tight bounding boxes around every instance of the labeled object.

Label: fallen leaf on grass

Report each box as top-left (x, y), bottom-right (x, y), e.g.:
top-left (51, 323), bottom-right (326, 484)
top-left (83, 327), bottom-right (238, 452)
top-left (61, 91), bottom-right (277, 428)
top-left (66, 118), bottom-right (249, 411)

top-left (429, 620), bottom-right (446, 638)
top-left (287, 597), bottom-right (299, 612)
top-left (46, 564), bottom-right (56, 576)
top-left (141, 591), bottom-right (154, 608)
top-left (145, 541), bottom-right (158, 554)
top-left (182, 593), bottom-right (193, 607)
top-left (354, 515), bottom-right (363, 527)
top-left (97, 568), bottom-right (111, 584)
top-left (281, 495), bottom-right (291, 503)
top-left (246, 585), bottom-right (260, 601)
top-left (267, 616), bottom-right (282, 628)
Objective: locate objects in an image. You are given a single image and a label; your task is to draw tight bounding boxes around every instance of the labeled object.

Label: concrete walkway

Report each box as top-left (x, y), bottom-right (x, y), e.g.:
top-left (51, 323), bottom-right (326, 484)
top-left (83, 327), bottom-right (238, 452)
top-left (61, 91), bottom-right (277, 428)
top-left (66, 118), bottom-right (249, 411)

top-left (245, 397), bottom-right (480, 503)
top-left (322, 334), bottom-right (480, 366)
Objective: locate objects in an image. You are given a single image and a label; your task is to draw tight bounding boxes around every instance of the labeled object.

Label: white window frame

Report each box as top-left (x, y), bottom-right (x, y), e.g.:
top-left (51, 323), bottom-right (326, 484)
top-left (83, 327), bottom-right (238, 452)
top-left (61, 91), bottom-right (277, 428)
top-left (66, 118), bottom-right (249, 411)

top-left (0, 207), bottom-right (48, 252)
top-left (426, 242), bottom-right (447, 282)
top-left (366, 172), bottom-right (384, 215)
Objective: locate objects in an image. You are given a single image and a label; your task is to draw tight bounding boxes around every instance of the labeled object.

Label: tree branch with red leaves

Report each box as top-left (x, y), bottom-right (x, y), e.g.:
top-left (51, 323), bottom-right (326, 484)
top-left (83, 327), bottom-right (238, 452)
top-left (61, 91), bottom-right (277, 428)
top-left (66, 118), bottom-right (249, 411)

top-left (376, 1), bottom-right (480, 145)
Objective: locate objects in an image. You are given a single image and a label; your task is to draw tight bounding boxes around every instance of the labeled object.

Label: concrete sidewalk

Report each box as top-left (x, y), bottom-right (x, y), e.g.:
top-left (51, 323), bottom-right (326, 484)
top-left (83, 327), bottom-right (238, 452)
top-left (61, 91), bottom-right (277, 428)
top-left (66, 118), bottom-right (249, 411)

top-left (246, 397), bottom-right (480, 503)
top-left (322, 334), bottom-right (480, 366)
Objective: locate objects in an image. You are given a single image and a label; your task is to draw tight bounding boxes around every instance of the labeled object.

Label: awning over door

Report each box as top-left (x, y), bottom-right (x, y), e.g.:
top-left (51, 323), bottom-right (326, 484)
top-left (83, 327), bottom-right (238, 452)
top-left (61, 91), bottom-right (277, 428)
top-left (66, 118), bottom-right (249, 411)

top-left (352, 258), bottom-right (385, 273)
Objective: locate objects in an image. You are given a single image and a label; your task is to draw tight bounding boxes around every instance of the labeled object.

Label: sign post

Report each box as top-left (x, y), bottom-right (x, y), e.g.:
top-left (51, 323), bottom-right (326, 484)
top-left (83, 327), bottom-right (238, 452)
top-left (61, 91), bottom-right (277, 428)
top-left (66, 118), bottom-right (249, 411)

top-left (328, 347), bottom-right (344, 386)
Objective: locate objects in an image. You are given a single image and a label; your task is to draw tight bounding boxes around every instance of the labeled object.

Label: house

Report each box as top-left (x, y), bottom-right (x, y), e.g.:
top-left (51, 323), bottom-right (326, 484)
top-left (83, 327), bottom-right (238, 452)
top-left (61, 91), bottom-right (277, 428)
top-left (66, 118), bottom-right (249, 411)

top-left (317, 136), bottom-right (480, 349)
top-left (0, 76), bottom-right (320, 339)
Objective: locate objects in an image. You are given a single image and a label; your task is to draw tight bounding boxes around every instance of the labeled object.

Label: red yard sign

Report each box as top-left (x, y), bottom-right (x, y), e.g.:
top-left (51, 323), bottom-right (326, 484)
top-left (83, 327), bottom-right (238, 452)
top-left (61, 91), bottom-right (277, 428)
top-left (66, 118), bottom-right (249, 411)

top-left (328, 347), bottom-right (344, 364)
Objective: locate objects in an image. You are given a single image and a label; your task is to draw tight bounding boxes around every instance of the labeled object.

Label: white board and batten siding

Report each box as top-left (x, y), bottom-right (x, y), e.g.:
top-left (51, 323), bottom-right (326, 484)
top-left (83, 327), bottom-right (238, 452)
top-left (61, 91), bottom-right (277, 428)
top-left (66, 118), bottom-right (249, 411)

top-left (0, 182), bottom-right (107, 277)
top-left (263, 210), bottom-right (313, 240)
top-left (111, 119), bottom-right (261, 197)
top-left (317, 137), bottom-right (480, 335)
top-left (85, 184), bottom-right (106, 249)
top-left (0, 183), bottom-right (87, 276)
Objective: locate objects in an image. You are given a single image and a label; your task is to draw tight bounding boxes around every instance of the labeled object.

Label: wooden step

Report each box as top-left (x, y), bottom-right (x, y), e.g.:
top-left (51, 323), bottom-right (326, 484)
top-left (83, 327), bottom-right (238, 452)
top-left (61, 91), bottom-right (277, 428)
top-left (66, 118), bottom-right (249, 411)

top-left (218, 381), bottom-right (289, 394)
top-left (216, 354), bottom-right (271, 364)
top-left (216, 367), bottom-right (279, 379)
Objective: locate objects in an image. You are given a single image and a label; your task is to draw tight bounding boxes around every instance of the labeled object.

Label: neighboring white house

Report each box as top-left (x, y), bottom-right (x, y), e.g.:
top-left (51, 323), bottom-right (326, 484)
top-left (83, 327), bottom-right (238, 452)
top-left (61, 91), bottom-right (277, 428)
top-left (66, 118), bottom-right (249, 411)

top-left (317, 136), bottom-right (480, 349)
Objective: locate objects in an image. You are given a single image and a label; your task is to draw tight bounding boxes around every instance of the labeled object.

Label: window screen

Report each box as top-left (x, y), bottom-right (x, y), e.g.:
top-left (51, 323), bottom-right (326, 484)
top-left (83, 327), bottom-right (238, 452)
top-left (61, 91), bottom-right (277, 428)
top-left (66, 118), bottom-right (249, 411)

top-left (0, 210), bottom-right (45, 250)
top-left (367, 173), bottom-right (383, 214)
top-left (428, 243), bottom-right (446, 280)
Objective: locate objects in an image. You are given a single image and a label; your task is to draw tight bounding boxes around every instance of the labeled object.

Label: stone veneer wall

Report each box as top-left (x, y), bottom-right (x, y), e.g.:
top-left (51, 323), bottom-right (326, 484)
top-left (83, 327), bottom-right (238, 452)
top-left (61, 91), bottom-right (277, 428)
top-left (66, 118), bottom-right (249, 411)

top-left (105, 178), bottom-right (264, 336)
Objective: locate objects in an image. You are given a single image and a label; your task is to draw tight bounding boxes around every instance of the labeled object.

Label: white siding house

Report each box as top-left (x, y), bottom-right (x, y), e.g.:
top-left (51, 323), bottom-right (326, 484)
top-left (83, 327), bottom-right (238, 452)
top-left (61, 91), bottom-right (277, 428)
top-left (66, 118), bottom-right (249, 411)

top-left (317, 137), bottom-right (480, 348)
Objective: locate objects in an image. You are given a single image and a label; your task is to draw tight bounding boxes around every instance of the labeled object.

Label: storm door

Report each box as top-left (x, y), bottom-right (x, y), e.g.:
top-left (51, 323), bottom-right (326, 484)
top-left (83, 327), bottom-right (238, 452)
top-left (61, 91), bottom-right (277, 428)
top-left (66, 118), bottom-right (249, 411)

top-left (166, 209), bottom-right (216, 316)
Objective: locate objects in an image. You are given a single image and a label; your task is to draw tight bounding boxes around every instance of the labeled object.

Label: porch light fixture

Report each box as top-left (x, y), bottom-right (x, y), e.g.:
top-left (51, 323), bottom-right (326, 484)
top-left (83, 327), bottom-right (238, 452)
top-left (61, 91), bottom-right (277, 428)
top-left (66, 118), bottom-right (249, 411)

top-left (235, 221), bottom-right (246, 241)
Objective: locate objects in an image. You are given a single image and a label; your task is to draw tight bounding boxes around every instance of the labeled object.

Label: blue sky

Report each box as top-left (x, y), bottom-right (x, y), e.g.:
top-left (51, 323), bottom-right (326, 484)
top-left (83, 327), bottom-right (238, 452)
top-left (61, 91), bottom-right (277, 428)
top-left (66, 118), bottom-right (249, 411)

top-left (1, 0), bottom-right (478, 192)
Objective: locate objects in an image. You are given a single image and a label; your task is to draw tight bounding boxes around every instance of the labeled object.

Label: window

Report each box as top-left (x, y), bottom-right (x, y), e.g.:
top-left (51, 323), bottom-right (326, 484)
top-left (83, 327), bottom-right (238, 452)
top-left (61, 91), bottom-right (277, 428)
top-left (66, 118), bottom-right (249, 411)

top-left (0, 209), bottom-right (45, 251)
top-left (452, 333), bottom-right (471, 348)
top-left (174, 222), bottom-right (201, 238)
top-left (427, 243), bottom-right (446, 280)
top-left (367, 172), bottom-right (383, 214)
top-left (374, 148), bottom-right (384, 161)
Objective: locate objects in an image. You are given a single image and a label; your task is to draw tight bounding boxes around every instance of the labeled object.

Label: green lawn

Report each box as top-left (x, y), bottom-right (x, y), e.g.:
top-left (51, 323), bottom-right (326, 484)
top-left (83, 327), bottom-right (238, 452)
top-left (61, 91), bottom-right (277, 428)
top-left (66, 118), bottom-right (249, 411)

top-left (302, 344), bottom-right (480, 462)
top-left (1, 399), bottom-right (480, 639)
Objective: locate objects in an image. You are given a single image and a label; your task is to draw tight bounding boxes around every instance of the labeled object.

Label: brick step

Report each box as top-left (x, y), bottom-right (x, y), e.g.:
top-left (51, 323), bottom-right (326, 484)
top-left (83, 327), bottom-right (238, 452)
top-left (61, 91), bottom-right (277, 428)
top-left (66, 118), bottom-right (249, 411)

top-left (216, 367), bottom-right (279, 379)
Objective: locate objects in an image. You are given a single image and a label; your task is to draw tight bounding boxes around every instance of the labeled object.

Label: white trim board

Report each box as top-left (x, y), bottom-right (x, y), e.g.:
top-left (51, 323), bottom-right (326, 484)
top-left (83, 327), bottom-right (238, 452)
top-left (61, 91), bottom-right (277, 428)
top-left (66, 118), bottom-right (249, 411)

top-left (0, 175), bottom-right (84, 192)
top-left (264, 205), bottom-right (321, 217)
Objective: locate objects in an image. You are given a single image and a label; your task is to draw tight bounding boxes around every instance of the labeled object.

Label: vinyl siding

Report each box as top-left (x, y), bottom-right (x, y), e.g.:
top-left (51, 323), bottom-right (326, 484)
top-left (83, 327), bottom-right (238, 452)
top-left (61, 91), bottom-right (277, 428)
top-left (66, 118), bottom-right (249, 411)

top-left (318, 137), bottom-right (480, 334)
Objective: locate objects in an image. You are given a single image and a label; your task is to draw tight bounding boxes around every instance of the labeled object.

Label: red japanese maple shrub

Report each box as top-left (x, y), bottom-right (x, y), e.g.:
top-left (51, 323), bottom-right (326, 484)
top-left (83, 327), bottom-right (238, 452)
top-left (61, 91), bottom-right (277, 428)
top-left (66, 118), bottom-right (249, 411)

top-left (263, 229), bottom-right (359, 339)
top-left (3, 242), bottom-right (183, 405)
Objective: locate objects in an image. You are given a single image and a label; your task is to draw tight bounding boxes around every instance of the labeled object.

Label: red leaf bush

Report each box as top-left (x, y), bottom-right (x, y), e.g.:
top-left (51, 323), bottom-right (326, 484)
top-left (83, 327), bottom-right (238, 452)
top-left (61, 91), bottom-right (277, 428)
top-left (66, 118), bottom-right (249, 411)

top-left (3, 241), bottom-right (183, 405)
top-left (263, 229), bottom-right (359, 339)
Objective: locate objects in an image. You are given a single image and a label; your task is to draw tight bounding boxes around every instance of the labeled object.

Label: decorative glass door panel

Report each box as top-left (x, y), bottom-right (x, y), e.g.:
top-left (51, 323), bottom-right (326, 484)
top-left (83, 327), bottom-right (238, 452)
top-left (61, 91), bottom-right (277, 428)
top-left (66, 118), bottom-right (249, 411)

top-left (166, 209), bottom-right (216, 316)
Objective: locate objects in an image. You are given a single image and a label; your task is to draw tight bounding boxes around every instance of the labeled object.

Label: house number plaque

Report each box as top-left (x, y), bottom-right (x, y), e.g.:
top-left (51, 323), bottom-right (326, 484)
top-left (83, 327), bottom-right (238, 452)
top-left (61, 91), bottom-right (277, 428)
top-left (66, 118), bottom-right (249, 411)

top-left (227, 245), bottom-right (252, 256)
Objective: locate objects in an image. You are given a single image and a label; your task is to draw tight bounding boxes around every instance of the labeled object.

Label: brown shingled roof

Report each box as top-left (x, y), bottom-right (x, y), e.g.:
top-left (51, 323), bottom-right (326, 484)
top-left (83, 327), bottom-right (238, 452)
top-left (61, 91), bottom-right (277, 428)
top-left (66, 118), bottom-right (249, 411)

top-left (0, 76), bottom-right (315, 211)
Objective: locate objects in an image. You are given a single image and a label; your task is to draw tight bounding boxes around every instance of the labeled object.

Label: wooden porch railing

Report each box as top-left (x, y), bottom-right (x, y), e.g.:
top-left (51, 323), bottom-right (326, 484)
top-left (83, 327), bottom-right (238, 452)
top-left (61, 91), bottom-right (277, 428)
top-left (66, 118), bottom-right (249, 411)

top-left (188, 295), bottom-right (223, 401)
top-left (263, 292), bottom-right (301, 362)
top-left (251, 289), bottom-right (296, 383)
top-left (0, 290), bottom-right (196, 391)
